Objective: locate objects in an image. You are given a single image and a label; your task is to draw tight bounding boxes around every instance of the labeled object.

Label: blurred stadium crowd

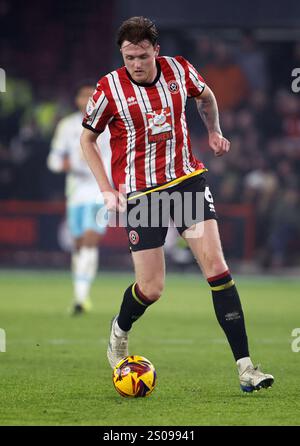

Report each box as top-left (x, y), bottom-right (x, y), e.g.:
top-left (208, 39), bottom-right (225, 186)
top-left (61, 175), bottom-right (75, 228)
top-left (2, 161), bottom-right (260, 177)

top-left (1, 1), bottom-right (300, 268)
top-left (188, 35), bottom-right (300, 268)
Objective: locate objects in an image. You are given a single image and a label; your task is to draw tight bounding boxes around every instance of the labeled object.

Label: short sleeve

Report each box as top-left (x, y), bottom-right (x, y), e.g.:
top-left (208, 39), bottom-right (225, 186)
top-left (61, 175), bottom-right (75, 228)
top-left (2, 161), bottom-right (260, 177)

top-left (50, 119), bottom-right (69, 154)
top-left (47, 119), bottom-right (69, 172)
top-left (175, 56), bottom-right (206, 98)
top-left (82, 80), bottom-right (113, 133)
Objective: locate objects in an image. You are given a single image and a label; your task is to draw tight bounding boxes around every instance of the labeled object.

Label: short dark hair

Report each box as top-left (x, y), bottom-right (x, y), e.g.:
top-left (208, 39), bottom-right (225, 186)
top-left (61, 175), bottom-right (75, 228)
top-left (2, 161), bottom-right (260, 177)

top-left (73, 79), bottom-right (95, 97)
top-left (117, 16), bottom-right (158, 47)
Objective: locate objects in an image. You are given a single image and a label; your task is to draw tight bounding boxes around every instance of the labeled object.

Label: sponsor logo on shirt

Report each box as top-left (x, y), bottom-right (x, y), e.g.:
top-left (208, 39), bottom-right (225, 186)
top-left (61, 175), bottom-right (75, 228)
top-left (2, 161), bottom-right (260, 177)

top-left (127, 96), bottom-right (138, 107)
top-left (145, 107), bottom-right (173, 143)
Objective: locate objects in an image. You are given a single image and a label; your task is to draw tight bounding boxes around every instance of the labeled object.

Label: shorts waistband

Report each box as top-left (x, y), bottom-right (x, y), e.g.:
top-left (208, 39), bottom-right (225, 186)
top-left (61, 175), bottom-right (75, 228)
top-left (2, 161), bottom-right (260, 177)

top-left (127, 168), bottom-right (207, 201)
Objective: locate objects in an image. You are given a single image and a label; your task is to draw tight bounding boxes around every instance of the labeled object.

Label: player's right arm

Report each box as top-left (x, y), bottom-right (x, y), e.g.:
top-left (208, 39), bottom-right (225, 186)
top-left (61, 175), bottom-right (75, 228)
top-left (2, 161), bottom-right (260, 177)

top-left (176, 56), bottom-right (230, 157)
top-left (80, 128), bottom-right (125, 212)
top-left (195, 85), bottom-right (230, 157)
top-left (81, 79), bottom-right (126, 212)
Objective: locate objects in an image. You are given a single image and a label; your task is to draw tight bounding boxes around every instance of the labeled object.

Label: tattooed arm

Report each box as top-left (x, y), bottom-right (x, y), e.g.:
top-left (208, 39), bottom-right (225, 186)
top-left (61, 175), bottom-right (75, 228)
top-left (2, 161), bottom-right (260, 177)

top-left (195, 85), bottom-right (230, 157)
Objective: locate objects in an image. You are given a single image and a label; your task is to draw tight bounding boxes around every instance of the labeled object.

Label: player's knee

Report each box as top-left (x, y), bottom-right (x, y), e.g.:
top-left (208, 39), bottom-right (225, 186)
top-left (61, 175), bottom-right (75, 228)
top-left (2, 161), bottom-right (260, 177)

top-left (82, 231), bottom-right (101, 247)
top-left (138, 280), bottom-right (164, 302)
top-left (206, 257), bottom-right (228, 277)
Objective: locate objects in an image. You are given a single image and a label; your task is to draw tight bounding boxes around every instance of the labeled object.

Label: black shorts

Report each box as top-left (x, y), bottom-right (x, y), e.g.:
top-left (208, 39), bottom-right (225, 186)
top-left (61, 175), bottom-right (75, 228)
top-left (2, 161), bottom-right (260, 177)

top-left (125, 174), bottom-right (217, 252)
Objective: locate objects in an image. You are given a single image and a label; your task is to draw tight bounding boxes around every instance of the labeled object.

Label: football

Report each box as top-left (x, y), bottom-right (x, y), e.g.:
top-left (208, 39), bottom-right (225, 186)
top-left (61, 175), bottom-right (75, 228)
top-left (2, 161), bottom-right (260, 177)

top-left (112, 355), bottom-right (157, 398)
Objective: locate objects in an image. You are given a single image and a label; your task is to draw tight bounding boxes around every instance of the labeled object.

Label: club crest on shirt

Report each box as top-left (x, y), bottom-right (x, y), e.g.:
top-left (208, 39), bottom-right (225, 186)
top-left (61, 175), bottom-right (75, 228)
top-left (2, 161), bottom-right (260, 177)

top-left (129, 230), bottom-right (139, 245)
top-left (145, 107), bottom-right (173, 143)
top-left (167, 80), bottom-right (179, 94)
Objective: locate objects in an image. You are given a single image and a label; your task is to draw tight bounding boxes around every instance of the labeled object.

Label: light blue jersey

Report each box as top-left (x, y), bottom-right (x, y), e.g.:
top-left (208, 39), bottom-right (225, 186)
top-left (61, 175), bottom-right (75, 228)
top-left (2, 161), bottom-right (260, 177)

top-left (48, 111), bottom-right (112, 239)
top-left (48, 111), bottom-right (112, 205)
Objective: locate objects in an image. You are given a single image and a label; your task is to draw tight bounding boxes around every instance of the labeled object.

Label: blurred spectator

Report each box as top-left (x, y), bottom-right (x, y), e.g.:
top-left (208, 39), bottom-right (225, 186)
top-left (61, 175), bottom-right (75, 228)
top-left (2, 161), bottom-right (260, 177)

top-left (275, 158), bottom-right (299, 189)
top-left (0, 143), bottom-right (16, 199)
top-left (194, 35), bottom-right (214, 67)
top-left (274, 89), bottom-right (300, 139)
top-left (9, 118), bottom-right (51, 199)
top-left (6, 98), bottom-right (68, 199)
top-left (249, 89), bottom-right (282, 139)
top-left (0, 77), bottom-right (33, 144)
top-left (235, 30), bottom-right (269, 90)
top-left (243, 158), bottom-right (279, 215)
top-left (267, 188), bottom-right (300, 268)
top-left (201, 41), bottom-right (250, 111)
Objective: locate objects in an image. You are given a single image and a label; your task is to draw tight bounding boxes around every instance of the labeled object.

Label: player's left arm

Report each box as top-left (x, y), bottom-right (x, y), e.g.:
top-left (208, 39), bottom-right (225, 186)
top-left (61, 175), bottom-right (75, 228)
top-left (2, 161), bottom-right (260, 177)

top-left (195, 85), bottom-right (230, 157)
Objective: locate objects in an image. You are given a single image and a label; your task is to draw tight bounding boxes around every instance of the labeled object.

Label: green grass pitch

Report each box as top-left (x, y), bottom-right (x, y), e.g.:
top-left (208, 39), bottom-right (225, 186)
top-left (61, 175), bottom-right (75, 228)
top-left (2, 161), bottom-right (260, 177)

top-left (1, 270), bottom-right (300, 426)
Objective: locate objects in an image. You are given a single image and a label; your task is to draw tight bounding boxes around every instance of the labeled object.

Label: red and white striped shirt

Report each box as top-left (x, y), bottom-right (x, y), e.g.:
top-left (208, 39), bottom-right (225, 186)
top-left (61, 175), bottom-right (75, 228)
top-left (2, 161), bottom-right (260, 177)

top-left (83, 56), bottom-right (206, 193)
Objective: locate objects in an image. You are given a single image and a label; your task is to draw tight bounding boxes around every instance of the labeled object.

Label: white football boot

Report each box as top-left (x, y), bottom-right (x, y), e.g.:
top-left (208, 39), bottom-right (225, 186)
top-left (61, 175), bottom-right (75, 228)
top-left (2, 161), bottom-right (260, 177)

top-left (239, 365), bottom-right (274, 392)
top-left (107, 315), bottom-right (129, 369)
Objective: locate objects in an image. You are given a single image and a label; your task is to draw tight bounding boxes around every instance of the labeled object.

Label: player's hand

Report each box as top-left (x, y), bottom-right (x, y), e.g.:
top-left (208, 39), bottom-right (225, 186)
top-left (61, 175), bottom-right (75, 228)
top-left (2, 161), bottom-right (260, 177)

top-left (209, 131), bottom-right (230, 157)
top-left (103, 189), bottom-right (127, 213)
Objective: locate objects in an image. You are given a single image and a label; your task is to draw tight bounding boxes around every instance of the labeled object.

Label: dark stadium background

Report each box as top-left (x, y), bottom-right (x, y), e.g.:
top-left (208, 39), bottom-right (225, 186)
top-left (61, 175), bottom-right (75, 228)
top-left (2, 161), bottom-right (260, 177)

top-left (1, 0), bottom-right (300, 272)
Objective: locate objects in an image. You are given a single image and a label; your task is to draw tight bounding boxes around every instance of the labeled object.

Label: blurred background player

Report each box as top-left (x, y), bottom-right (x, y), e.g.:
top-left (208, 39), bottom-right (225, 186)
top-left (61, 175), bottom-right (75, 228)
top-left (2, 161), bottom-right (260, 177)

top-left (47, 82), bottom-right (112, 315)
